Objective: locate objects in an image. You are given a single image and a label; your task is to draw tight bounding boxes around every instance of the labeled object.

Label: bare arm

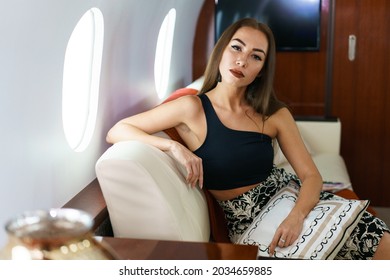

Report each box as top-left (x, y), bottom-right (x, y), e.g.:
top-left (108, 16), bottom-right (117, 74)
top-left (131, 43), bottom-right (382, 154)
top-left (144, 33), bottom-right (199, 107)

top-left (106, 95), bottom-right (204, 188)
top-left (268, 108), bottom-right (322, 254)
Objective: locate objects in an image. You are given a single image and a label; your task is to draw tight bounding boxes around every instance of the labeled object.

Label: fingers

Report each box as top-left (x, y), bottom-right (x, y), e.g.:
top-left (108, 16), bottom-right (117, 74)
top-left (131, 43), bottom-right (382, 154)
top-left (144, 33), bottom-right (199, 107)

top-left (269, 230), bottom-right (292, 256)
top-left (269, 237), bottom-right (288, 256)
top-left (198, 165), bottom-right (204, 189)
top-left (279, 237), bottom-right (286, 247)
top-left (268, 216), bottom-right (303, 256)
top-left (169, 142), bottom-right (204, 188)
top-left (185, 157), bottom-right (203, 188)
top-left (269, 234), bottom-right (279, 256)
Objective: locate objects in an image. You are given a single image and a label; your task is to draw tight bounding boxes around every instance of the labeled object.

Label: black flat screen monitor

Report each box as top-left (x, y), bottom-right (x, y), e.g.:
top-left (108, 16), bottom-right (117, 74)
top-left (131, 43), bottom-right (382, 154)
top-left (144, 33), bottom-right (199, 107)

top-left (215, 0), bottom-right (322, 51)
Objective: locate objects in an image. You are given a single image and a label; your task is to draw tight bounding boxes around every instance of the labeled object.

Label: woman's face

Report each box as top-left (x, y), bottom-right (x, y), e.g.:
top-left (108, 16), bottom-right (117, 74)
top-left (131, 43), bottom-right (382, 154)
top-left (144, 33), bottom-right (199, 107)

top-left (219, 26), bottom-right (268, 88)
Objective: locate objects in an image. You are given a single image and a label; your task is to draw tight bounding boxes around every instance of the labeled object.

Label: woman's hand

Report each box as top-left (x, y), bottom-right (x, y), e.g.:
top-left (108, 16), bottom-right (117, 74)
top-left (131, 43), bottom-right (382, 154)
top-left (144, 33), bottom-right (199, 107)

top-left (268, 212), bottom-right (304, 256)
top-left (169, 141), bottom-right (203, 189)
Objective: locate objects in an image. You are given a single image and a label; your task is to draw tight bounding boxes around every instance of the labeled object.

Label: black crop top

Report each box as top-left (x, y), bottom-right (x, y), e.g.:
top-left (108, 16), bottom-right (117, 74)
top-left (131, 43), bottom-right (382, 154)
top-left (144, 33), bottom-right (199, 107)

top-left (193, 94), bottom-right (274, 190)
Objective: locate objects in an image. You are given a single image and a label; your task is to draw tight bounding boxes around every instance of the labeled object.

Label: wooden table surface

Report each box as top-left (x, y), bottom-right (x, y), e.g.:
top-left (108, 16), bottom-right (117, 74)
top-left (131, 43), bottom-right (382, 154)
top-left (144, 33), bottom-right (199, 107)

top-left (101, 236), bottom-right (258, 260)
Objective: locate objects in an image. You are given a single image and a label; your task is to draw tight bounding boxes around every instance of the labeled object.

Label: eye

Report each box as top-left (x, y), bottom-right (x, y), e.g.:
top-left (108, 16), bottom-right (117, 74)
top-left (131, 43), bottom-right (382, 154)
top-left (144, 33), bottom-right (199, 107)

top-left (231, 45), bottom-right (241, 51)
top-left (252, 54), bottom-right (262, 61)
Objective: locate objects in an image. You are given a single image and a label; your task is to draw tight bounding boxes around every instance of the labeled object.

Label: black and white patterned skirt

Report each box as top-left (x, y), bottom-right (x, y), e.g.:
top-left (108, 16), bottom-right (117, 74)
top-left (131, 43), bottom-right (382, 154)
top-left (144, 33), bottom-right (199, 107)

top-left (217, 166), bottom-right (390, 260)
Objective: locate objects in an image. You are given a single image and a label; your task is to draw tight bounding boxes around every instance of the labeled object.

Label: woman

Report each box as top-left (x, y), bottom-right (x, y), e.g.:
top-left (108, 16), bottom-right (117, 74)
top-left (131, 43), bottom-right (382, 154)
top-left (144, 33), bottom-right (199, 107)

top-left (107, 18), bottom-right (390, 259)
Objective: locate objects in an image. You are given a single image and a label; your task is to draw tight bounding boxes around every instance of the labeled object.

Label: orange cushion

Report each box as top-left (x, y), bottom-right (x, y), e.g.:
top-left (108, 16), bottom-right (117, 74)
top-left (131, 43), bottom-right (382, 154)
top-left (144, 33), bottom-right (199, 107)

top-left (162, 87), bottom-right (198, 103)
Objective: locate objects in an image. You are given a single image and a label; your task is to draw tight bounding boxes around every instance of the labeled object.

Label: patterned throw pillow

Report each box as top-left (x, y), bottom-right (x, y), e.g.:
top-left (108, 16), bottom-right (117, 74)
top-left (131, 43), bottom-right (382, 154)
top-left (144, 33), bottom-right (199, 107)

top-left (236, 181), bottom-right (369, 259)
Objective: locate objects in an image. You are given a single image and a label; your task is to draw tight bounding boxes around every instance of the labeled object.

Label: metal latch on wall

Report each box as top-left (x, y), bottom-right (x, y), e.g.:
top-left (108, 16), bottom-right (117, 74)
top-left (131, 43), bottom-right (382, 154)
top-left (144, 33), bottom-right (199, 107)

top-left (348, 34), bottom-right (356, 61)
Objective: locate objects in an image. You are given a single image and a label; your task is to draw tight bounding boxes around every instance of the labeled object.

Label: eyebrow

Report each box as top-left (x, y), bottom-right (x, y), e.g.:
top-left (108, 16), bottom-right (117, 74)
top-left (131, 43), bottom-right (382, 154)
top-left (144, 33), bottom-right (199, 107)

top-left (232, 38), bottom-right (266, 56)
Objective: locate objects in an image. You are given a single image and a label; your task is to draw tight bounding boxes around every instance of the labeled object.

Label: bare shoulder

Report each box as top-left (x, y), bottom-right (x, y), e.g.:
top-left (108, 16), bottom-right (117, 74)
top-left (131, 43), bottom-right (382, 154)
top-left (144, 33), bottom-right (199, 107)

top-left (167, 94), bottom-right (203, 116)
top-left (267, 107), bottom-right (297, 136)
top-left (271, 107), bottom-right (293, 120)
top-left (269, 107), bottom-right (294, 123)
top-left (176, 94), bottom-right (202, 106)
top-left (165, 94), bottom-right (205, 149)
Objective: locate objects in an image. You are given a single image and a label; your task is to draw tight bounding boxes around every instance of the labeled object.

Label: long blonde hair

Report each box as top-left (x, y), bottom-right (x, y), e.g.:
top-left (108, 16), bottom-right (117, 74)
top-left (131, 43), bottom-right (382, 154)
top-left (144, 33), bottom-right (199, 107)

top-left (199, 18), bottom-right (286, 118)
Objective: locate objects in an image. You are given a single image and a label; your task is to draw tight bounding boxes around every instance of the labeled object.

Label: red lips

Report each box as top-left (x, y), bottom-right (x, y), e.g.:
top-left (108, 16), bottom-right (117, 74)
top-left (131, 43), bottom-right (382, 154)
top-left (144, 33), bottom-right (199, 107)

top-left (230, 69), bottom-right (245, 78)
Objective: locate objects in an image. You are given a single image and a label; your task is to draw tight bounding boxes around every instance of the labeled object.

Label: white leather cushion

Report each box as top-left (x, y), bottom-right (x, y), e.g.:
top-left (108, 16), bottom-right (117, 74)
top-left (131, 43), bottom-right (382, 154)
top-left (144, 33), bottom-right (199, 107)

top-left (236, 181), bottom-right (369, 259)
top-left (95, 141), bottom-right (210, 242)
top-left (278, 153), bottom-right (351, 188)
top-left (273, 138), bottom-right (314, 166)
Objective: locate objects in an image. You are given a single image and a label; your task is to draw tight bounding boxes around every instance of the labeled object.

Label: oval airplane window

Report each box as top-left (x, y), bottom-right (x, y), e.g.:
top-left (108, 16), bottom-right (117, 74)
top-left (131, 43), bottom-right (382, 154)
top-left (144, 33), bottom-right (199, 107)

top-left (62, 8), bottom-right (104, 152)
top-left (154, 8), bottom-right (176, 99)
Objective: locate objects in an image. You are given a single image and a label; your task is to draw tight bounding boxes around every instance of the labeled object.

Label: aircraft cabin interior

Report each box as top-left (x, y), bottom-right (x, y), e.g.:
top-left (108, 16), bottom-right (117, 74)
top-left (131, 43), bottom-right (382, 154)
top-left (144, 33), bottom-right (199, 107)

top-left (1, 0), bottom-right (389, 260)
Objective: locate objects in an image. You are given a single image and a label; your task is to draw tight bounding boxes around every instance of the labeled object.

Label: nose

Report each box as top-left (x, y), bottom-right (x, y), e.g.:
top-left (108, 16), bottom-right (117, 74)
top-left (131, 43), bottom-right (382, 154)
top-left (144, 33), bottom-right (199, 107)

top-left (236, 56), bottom-right (247, 67)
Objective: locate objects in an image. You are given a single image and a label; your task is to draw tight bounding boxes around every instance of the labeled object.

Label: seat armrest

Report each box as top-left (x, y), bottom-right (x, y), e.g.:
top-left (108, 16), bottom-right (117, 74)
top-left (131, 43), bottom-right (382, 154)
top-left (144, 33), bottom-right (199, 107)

top-left (95, 141), bottom-right (210, 242)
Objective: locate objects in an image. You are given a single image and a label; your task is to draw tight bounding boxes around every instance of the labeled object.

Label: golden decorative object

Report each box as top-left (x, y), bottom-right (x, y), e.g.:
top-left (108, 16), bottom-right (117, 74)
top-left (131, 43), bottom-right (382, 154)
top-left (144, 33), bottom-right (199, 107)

top-left (0, 208), bottom-right (117, 260)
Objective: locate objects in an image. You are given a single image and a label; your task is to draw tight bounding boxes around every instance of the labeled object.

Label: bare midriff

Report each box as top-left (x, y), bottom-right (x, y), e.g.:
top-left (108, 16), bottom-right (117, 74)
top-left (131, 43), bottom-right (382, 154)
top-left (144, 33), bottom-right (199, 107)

top-left (208, 183), bottom-right (259, 201)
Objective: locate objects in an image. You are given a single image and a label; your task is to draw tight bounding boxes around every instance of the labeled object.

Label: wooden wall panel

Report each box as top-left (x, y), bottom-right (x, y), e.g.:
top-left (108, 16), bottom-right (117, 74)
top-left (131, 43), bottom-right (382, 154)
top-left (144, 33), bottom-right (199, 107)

top-left (332, 0), bottom-right (390, 206)
top-left (192, 0), bottom-right (215, 80)
top-left (274, 0), bottom-right (330, 116)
